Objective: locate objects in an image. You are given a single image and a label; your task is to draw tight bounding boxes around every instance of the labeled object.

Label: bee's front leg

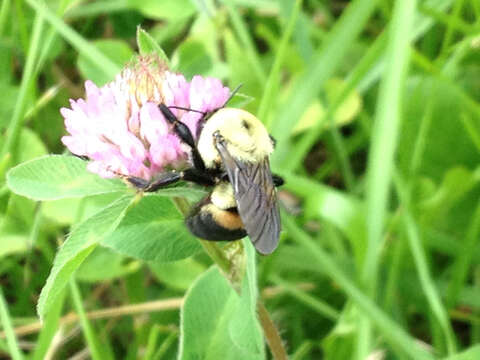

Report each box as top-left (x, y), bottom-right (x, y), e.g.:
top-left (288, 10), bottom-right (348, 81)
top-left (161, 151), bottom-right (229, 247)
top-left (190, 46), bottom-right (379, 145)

top-left (158, 103), bottom-right (206, 173)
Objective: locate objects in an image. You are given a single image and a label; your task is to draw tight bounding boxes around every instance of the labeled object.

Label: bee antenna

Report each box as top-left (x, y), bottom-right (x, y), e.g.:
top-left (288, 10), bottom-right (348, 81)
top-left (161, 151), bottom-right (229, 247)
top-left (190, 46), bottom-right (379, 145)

top-left (222, 83), bottom-right (243, 107)
top-left (168, 105), bottom-right (206, 115)
top-left (171, 83), bottom-right (244, 123)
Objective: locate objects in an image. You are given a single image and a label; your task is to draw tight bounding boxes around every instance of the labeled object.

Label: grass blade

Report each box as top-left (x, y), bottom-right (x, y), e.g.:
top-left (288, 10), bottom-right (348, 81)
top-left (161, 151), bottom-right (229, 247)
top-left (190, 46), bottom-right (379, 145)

top-left (438, 0), bottom-right (466, 59)
top-left (69, 280), bottom-right (106, 360)
top-left (35, 0), bottom-right (71, 73)
top-left (258, 0), bottom-right (302, 127)
top-left (64, 0), bottom-right (130, 19)
top-left (286, 32), bottom-right (387, 173)
top-left (1, 12), bottom-right (44, 160)
top-left (153, 331), bottom-right (177, 359)
top-left (472, 268), bottom-right (480, 344)
top-left (360, 0), bottom-right (416, 356)
top-left (25, 0), bottom-right (120, 78)
top-left (0, 288), bottom-right (24, 360)
top-left (283, 215), bottom-right (434, 360)
top-left (399, 199), bottom-right (457, 355)
top-left (0, 0), bottom-right (10, 37)
top-left (31, 291), bottom-right (66, 360)
top-left (271, 0), bottom-right (378, 168)
top-left (446, 202), bottom-right (480, 307)
top-left (270, 275), bottom-right (339, 321)
top-left (362, 0), bottom-right (415, 293)
top-left (223, 1), bottom-right (267, 84)
top-left (358, 0), bottom-right (455, 92)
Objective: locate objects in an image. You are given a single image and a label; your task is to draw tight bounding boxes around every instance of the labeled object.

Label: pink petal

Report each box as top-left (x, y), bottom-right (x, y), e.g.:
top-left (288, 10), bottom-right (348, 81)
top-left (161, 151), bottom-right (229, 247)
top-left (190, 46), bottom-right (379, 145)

top-left (60, 57), bottom-right (230, 181)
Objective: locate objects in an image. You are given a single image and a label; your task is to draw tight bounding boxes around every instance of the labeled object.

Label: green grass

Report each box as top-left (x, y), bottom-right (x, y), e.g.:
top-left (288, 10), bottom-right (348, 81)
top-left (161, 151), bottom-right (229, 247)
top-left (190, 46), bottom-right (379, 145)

top-left (0, 289), bottom-right (24, 360)
top-left (1, 0), bottom-right (480, 359)
top-left (360, 1), bottom-right (416, 357)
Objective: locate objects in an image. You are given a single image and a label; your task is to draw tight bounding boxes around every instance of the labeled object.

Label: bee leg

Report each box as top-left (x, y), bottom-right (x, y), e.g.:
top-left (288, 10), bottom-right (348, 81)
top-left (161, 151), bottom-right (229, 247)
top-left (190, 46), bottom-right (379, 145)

top-left (269, 135), bottom-right (277, 147)
top-left (127, 168), bottom-right (216, 193)
top-left (142, 172), bottom-right (184, 192)
top-left (71, 153), bottom-right (89, 161)
top-left (124, 176), bottom-right (150, 189)
top-left (122, 172), bottom-right (183, 192)
top-left (272, 174), bottom-right (284, 187)
top-left (182, 169), bottom-right (216, 186)
top-left (158, 103), bottom-right (206, 173)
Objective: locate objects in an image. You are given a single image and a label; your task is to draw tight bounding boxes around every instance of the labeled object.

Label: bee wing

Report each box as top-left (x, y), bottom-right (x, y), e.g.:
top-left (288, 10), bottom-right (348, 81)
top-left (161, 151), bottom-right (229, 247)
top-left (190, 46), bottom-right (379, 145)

top-left (215, 139), bottom-right (280, 255)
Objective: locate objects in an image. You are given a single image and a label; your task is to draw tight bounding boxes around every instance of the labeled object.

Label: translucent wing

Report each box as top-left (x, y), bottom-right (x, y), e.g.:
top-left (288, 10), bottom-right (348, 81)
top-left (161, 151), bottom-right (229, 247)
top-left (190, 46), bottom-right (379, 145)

top-left (215, 136), bottom-right (280, 254)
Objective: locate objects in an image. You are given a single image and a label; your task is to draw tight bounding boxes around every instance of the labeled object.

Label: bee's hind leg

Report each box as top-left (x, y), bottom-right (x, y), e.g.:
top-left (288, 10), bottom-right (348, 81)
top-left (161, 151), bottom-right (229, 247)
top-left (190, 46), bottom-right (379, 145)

top-left (125, 168), bottom-right (217, 193)
top-left (126, 172), bottom-right (183, 192)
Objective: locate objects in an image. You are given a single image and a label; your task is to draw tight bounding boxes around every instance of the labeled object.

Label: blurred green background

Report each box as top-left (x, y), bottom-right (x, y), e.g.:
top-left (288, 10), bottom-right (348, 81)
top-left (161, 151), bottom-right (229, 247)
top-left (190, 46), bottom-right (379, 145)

top-left (1, 0), bottom-right (480, 359)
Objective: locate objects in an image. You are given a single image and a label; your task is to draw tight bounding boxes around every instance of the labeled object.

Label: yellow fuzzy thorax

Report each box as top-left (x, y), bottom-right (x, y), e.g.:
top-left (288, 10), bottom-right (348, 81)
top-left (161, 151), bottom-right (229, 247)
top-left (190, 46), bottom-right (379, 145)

top-left (197, 108), bottom-right (274, 168)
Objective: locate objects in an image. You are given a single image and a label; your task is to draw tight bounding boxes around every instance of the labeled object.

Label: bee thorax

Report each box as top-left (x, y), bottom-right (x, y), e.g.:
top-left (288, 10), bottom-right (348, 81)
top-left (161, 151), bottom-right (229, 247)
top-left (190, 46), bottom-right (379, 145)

top-left (197, 108), bottom-right (273, 168)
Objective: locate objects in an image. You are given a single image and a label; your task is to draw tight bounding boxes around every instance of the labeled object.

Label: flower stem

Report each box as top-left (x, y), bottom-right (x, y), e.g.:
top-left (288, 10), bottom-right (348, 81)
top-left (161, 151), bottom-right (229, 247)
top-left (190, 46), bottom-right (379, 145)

top-left (198, 241), bottom-right (231, 275)
top-left (171, 197), bottom-right (287, 359)
top-left (258, 301), bottom-right (288, 360)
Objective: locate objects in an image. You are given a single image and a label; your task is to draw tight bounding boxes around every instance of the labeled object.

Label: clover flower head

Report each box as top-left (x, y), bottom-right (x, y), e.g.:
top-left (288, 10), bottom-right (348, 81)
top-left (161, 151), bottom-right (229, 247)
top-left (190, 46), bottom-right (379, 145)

top-left (61, 55), bottom-right (230, 180)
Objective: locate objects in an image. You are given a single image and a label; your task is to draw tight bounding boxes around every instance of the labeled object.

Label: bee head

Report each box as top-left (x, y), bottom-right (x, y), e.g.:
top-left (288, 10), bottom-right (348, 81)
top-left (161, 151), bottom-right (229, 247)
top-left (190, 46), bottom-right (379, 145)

top-left (198, 108), bottom-right (274, 168)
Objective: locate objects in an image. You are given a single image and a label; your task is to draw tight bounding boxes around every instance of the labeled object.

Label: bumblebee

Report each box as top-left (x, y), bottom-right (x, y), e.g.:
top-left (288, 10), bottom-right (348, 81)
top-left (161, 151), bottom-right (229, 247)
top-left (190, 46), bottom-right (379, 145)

top-left (125, 99), bottom-right (283, 255)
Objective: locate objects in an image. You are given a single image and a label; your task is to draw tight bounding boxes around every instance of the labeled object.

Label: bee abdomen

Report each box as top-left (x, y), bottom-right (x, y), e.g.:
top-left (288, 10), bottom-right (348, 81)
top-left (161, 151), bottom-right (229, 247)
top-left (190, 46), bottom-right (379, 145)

top-left (185, 204), bottom-right (246, 241)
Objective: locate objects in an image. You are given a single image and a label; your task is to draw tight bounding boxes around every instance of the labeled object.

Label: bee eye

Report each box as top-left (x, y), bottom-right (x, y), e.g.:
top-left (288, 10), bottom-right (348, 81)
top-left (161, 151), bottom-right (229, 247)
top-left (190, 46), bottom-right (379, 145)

top-left (242, 120), bottom-right (250, 130)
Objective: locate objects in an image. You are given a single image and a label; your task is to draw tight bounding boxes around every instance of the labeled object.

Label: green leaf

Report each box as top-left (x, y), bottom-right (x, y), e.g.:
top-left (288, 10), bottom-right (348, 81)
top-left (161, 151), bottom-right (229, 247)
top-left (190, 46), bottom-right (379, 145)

top-left (7, 155), bottom-right (125, 200)
top-left (400, 76), bottom-right (478, 181)
top-left (171, 40), bottom-right (213, 79)
top-left (150, 257), bottom-right (206, 291)
top-left (37, 195), bottom-right (133, 318)
top-left (292, 79), bottom-right (362, 134)
top-left (17, 128), bottom-right (48, 163)
top-left (228, 240), bottom-right (265, 357)
top-left (76, 247), bottom-right (140, 282)
top-left (0, 232), bottom-right (28, 258)
top-left (419, 166), bottom-right (480, 224)
top-left (0, 193), bottom-right (38, 257)
top-left (444, 345), bottom-right (480, 360)
top-left (136, 26), bottom-right (170, 65)
top-left (322, 303), bottom-right (357, 360)
top-left (179, 265), bottom-right (264, 360)
top-left (101, 194), bottom-right (202, 262)
top-left (42, 192), bottom-right (124, 226)
top-left (77, 39), bottom-right (134, 86)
